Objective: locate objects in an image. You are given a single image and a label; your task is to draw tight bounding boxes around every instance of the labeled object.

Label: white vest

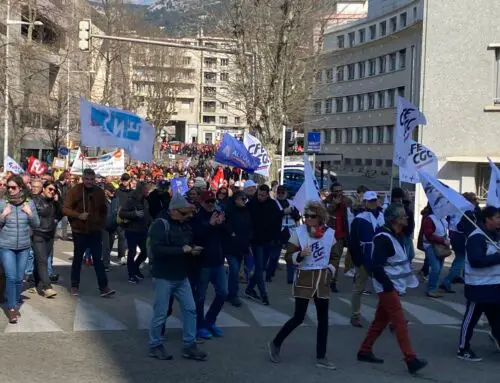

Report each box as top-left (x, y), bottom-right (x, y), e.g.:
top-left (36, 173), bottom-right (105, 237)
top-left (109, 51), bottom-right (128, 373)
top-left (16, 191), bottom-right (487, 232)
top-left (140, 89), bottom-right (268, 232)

top-left (372, 232), bottom-right (419, 294)
top-left (465, 228), bottom-right (500, 286)
top-left (295, 224), bottom-right (336, 271)
top-left (356, 211), bottom-right (385, 231)
top-left (423, 214), bottom-right (449, 249)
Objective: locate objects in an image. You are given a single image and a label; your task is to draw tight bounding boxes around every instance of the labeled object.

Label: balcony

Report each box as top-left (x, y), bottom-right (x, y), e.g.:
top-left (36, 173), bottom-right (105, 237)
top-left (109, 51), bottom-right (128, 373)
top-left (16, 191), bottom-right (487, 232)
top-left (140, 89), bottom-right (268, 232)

top-left (203, 87), bottom-right (217, 98)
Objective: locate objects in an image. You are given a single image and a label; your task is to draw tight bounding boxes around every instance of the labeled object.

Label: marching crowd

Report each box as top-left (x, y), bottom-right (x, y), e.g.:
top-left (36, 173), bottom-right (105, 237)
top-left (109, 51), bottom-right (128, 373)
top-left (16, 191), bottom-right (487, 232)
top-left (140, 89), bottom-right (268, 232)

top-left (0, 162), bottom-right (499, 373)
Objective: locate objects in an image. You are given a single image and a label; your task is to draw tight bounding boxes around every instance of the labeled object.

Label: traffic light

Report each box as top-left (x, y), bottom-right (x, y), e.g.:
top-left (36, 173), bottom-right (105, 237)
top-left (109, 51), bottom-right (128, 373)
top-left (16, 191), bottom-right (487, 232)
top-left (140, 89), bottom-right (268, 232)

top-left (78, 19), bottom-right (91, 51)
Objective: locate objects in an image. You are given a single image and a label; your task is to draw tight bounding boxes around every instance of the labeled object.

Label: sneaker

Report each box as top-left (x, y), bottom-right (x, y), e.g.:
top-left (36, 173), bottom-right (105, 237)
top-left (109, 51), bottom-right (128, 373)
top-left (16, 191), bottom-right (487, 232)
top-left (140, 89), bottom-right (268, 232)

top-left (104, 267), bottom-right (110, 272)
top-left (426, 291), bottom-right (444, 298)
top-left (267, 341), bottom-right (281, 363)
top-left (136, 271), bottom-right (145, 280)
top-left (330, 282), bottom-right (339, 293)
top-left (439, 283), bottom-right (456, 293)
top-left (7, 309), bottom-right (18, 324)
top-left (119, 257), bottom-right (127, 266)
top-left (406, 357), bottom-right (428, 374)
top-left (229, 297), bottom-right (242, 307)
top-left (70, 287), bottom-right (79, 296)
top-left (128, 276), bottom-right (139, 284)
top-left (100, 287), bottom-right (116, 297)
top-left (149, 345), bottom-right (173, 360)
top-left (245, 288), bottom-right (260, 302)
top-left (345, 268), bottom-right (356, 277)
top-left (488, 331), bottom-right (500, 352)
top-left (316, 358), bottom-right (337, 370)
top-left (182, 344), bottom-right (208, 361)
top-left (362, 290), bottom-right (373, 296)
top-left (357, 351), bottom-right (384, 364)
top-left (43, 288), bottom-right (57, 298)
top-left (350, 318), bottom-right (363, 328)
top-left (49, 274), bottom-right (59, 283)
top-left (261, 296), bottom-right (270, 306)
top-left (457, 349), bottom-right (482, 362)
top-left (209, 325), bottom-right (223, 337)
top-left (197, 328), bottom-right (212, 340)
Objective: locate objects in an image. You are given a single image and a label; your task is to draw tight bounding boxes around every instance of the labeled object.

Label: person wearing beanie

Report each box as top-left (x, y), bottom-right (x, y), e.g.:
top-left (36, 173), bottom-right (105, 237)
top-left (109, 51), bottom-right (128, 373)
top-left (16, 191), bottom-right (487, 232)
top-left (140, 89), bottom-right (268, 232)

top-left (244, 180), bottom-right (257, 199)
top-left (194, 177), bottom-right (207, 190)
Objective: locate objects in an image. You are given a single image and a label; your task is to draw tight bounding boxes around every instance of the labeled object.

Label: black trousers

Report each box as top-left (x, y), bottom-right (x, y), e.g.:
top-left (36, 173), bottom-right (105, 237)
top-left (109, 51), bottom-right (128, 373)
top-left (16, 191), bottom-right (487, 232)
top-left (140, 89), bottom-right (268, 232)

top-left (273, 296), bottom-right (329, 359)
top-left (458, 300), bottom-right (500, 350)
top-left (125, 230), bottom-right (148, 278)
top-left (32, 234), bottom-right (54, 290)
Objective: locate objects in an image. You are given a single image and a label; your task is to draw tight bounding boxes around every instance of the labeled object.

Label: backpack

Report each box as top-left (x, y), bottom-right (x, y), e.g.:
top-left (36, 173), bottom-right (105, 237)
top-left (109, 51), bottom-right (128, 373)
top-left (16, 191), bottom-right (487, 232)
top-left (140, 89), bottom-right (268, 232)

top-left (147, 217), bottom-right (170, 266)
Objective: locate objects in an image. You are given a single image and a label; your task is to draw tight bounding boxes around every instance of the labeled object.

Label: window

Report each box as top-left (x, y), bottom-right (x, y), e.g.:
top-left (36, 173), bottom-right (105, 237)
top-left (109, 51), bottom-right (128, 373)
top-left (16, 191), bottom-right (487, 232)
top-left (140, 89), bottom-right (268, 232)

top-left (356, 127), bottom-right (363, 143)
top-left (359, 29), bottom-right (365, 43)
top-left (203, 87), bottom-right (216, 97)
top-left (369, 59), bottom-right (376, 76)
top-left (315, 71), bottom-right (322, 83)
top-left (337, 35), bottom-right (345, 48)
top-left (347, 96), bottom-right (354, 112)
top-left (219, 116), bottom-right (228, 124)
top-left (235, 117), bottom-right (241, 125)
top-left (203, 115), bottom-right (216, 124)
top-left (326, 68), bottom-right (333, 82)
top-left (345, 158), bottom-right (352, 165)
top-left (221, 102), bottom-right (228, 110)
top-left (220, 72), bottom-right (229, 82)
top-left (325, 98), bottom-right (333, 114)
top-left (494, 48), bottom-right (500, 103)
top-left (367, 127), bottom-right (373, 143)
top-left (400, 12), bottom-right (407, 27)
top-left (388, 89), bottom-right (395, 107)
top-left (389, 53), bottom-right (397, 71)
top-left (48, 64), bottom-right (59, 93)
top-left (203, 102), bottom-right (216, 113)
top-left (380, 21), bottom-right (387, 36)
top-left (314, 101), bottom-right (322, 114)
top-left (379, 56), bottom-right (386, 74)
top-left (376, 159), bottom-right (383, 166)
top-left (365, 158), bottom-right (373, 166)
top-left (182, 56), bottom-right (191, 65)
top-left (348, 64), bottom-right (355, 80)
top-left (336, 97), bottom-right (344, 113)
top-left (355, 158), bottom-right (363, 165)
top-left (390, 17), bottom-right (397, 32)
top-left (399, 49), bottom-right (407, 68)
top-left (336, 66), bottom-right (344, 82)
top-left (220, 58), bottom-right (229, 66)
top-left (235, 101), bottom-right (242, 109)
top-left (324, 130), bottom-right (332, 144)
top-left (335, 129), bottom-right (342, 144)
top-left (378, 91), bottom-right (385, 108)
top-left (398, 86), bottom-right (405, 98)
top-left (357, 94), bottom-right (365, 111)
top-left (205, 42), bottom-right (218, 48)
top-left (369, 25), bottom-right (376, 40)
top-left (387, 125), bottom-right (394, 143)
top-left (348, 32), bottom-right (355, 47)
top-left (204, 72), bottom-right (217, 83)
top-left (385, 159), bottom-right (393, 167)
top-left (346, 128), bottom-right (353, 143)
top-left (358, 61), bottom-right (365, 78)
top-left (368, 93), bottom-right (375, 109)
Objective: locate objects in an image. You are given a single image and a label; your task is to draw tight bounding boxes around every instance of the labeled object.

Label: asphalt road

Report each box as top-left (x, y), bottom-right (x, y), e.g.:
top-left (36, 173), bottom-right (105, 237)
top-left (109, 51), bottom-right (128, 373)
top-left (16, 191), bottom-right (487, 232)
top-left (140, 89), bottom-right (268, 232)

top-left (0, 240), bottom-right (499, 383)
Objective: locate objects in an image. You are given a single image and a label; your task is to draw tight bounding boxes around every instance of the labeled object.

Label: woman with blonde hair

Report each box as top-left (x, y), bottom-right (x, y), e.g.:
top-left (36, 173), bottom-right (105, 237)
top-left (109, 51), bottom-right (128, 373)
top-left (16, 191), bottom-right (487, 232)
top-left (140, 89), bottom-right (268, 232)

top-left (267, 200), bottom-right (337, 370)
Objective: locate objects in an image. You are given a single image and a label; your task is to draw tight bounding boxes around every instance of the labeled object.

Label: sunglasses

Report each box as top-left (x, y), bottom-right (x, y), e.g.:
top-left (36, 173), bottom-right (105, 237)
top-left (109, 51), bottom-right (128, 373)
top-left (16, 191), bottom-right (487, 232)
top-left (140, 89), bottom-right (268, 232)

top-left (204, 199), bottom-right (216, 204)
top-left (304, 214), bottom-right (318, 219)
top-left (7, 185), bottom-right (19, 190)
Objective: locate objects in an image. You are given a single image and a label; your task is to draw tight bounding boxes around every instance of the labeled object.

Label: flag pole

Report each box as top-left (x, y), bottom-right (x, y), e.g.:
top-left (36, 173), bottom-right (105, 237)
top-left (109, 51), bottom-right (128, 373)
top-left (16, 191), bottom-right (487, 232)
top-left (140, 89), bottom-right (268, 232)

top-left (461, 212), bottom-right (500, 251)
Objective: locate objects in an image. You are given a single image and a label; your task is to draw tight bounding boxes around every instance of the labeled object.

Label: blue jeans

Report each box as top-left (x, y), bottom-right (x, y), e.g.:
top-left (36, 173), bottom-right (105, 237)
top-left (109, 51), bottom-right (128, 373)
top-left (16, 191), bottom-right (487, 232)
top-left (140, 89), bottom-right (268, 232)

top-left (1, 248), bottom-right (30, 309)
top-left (25, 248), bottom-right (34, 275)
top-left (286, 263), bottom-right (296, 284)
top-left (196, 265), bottom-right (228, 329)
top-left (248, 244), bottom-right (272, 298)
top-left (265, 245), bottom-right (282, 280)
top-left (226, 255), bottom-right (241, 300)
top-left (443, 235), bottom-right (465, 288)
top-left (47, 245), bottom-right (54, 276)
top-left (149, 278), bottom-right (197, 348)
top-left (425, 246), bottom-right (444, 292)
top-left (403, 235), bottom-right (415, 262)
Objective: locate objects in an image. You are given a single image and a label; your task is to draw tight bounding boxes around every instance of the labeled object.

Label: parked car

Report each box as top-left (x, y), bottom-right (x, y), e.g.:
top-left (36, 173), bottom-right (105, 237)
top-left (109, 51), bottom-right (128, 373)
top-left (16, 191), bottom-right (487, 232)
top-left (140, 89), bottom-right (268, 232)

top-left (279, 165), bottom-right (336, 197)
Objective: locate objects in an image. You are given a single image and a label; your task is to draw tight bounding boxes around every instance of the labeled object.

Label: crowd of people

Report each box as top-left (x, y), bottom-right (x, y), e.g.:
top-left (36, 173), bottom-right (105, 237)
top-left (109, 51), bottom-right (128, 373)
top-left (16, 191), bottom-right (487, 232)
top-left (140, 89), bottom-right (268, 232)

top-left (0, 160), bottom-right (499, 373)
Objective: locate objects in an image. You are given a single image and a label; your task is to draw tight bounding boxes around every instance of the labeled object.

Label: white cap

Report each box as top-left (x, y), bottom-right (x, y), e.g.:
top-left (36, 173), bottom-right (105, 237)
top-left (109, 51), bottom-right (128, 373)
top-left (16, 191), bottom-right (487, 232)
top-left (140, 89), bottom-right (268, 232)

top-left (244, 180), bottom-right (257, 189)
top-left (363, 191), bottom-right (378, 201)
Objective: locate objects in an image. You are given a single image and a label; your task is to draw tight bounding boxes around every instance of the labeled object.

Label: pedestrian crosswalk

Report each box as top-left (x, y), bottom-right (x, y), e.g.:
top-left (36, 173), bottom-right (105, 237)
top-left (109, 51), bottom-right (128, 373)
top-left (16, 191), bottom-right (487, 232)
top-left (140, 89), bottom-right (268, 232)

top-left (1, 292), bottom-right (486, 334)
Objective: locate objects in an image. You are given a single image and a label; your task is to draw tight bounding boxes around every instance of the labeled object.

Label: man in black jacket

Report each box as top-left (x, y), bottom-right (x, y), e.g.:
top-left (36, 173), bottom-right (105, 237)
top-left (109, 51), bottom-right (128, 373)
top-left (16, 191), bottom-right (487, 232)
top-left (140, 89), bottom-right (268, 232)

top-left (115, 173), bottom-right (132, 264)
top-left (148, 180), bottom-right (171, 219)
top-left (148, 193), bottom-right (207, 361)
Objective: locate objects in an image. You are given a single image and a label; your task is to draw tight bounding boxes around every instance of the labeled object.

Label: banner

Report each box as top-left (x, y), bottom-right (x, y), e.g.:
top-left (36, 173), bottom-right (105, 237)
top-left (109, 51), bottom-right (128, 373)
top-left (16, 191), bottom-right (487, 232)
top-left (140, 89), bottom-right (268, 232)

top-left (293, 155), bottom-right (322, 213)
top-left (399, 140), bottom-right (438, 184)
top-left (487, 157), bottom-right (500, 207)
top-left (80, 98), bottom-right (155, 163)
top-left (215, 133), bottom-right (260, 173)
top-left (70, 149), bottom-right (125, 177)
top-left (4, 156), bottom-right (24, 174)
top-left (394, 97), bottom-right (427, 168)
top-left (243, 132), bottom-right (271, 178)
top-left (27, 156), bottom-right (48, 176)
top-left (171, 177), bottom-right (189, 195)
top-left (418, 171), bottom-right (474, 228)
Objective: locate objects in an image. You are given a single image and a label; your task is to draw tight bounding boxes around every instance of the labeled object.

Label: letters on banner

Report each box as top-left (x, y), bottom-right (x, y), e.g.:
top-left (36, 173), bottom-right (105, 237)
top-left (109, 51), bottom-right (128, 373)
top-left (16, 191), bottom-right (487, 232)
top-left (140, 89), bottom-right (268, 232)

top-left (399, 140), bottom-right (438, 184)
top-left (70, 148), bottom-right (125, 177)
top-left (27, 156), bottom-right (48, 176)
top-left (4, 156), bottom-right (24, 174)
top-left (243, 132), bottom-right (271, 178)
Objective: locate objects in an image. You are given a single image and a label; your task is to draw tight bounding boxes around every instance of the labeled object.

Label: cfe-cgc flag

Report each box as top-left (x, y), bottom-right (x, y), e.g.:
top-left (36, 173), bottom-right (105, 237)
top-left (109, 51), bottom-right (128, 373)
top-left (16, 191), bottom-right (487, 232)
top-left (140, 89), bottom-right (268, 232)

top-left (293, 155), bottom-right (322, 213)
top-left (80, 98), bottom-right (155, 163)
top-left (4, 156), bottom-right (24, 174)
top-left (399, 139), bottom-right (438, 184)
top-left (394, 97), bottom-right (427, 168)
top-left (215, 133), bottom-right (260, 173)
top-left (243, 132), bottom-right (271, 178)
top-left (486, 157), bottom-right (500, 208)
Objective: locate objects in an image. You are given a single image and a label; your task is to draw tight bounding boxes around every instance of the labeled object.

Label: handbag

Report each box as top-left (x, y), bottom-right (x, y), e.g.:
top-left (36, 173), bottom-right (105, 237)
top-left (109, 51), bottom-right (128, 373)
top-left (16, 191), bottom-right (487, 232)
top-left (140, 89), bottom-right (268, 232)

top-left (432, 243), bottom-right (452, 258)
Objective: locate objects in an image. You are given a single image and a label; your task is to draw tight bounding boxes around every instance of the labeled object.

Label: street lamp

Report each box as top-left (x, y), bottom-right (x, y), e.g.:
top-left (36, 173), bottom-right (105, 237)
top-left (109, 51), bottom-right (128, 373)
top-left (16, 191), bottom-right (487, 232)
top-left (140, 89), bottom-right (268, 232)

top-left (3, 0), bottom-right (43, 163)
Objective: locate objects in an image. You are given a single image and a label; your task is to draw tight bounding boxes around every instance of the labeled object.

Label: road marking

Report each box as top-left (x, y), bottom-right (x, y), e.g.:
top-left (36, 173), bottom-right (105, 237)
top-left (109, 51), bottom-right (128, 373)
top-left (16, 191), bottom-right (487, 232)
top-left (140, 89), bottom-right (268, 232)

top-left (338, 297), bottom-right (376, 322)
top-left (52, 257), bottom-right (72, 266)
top-left (441, 325), bottom-right (490, 334)
top-left (244, 300), bottom-right (291, 327)
top-left (297, 298), bottom-right (350, 325)
top-left (5, 304), bottom-right (64, 333)
top-left (401, 301), bottom-right (461, 325)
top-left (433, 300), bottom-right (487, 326)
top-left (134, 299), bottom-right (182, 329)
top-left (74, 299), bottom-right (127, 331)
top-left (205, 304), bottom-right (249, 327)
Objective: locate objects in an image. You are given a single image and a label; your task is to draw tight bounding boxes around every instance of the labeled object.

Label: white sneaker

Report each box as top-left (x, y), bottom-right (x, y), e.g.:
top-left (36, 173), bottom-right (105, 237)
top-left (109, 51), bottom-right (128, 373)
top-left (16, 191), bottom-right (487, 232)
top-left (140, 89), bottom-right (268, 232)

top-left (316, 358), bottom-right (337, 370)
top-left (345, 269), bottom-right (355, 277)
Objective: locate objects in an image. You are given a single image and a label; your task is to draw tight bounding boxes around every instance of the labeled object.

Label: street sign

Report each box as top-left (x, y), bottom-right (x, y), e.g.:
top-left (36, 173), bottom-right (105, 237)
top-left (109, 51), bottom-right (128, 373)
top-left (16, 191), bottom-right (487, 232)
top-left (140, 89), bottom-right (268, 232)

top-left (307, 132), bottom-right (321, 153)
top-left (58, 147), bottom-right (69, 156)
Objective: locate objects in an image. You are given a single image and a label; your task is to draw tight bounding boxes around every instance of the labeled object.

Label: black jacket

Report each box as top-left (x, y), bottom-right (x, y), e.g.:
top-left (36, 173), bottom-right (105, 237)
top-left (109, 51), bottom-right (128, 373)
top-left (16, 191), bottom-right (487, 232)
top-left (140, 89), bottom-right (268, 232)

top-left (192, 207), bottom-right (226, 268)
top-left (248, 197), bottom-right (283, 245)
top-left (147, 189), bottom-right (171, 219)
top-left (119, 190), bottom-right (151, 232)
top-left (115, 185), bottom-right (132, 208)
top-left (32, 195), bottom-right (63, 238)
top-left (223, 200), bottom-right (253, 257)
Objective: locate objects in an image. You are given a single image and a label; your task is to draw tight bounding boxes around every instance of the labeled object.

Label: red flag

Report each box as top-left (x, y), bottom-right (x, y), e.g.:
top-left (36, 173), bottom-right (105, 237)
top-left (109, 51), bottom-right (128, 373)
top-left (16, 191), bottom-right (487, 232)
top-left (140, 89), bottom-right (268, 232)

top-left (210, 167), bottom-right (224, 191)
top-left (27, 156), bottom-right (48, 176)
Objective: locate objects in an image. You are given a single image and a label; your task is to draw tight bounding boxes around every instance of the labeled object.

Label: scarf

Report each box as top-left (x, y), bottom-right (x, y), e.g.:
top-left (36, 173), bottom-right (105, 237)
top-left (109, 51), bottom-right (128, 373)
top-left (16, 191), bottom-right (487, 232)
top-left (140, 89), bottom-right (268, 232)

top-left (7, 190), bottom-right (27, 206)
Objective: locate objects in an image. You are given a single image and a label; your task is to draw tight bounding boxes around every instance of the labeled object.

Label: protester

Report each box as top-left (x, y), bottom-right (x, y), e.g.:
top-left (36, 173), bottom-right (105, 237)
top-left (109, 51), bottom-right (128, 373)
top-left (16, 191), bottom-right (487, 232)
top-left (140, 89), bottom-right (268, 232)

top-left (115, 173), bottom-right (132, 265)
top-left (215, 186), bottom-right (230, 211)
top-left (244, 180), bottom-right (257, 199)
top-left (391, 188), bottom-right (415, 262)
top-left (102, 183), bottom-right (119, 271)
top-left (148, 180), bottom-right (171, 219)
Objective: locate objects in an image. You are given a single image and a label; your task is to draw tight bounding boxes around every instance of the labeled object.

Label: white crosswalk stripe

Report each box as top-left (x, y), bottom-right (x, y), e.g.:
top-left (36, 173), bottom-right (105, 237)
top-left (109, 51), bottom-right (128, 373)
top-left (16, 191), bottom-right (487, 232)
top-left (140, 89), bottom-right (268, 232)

top-left (5, 303), bottom-right (64, 333)
top-left (74, 299), bottom-right (128, 331)
top-left (298, 298), bottom-right (350, 325)
top-left (401, 301), bottom-right (461, 325)
top-left (433, 300), bottom-right (487, 326)
top-left (206, 304), bottom-right (249, 327)
top-left (243, 300), bottom-right (290, 327)
top-left (338, 297), bottom-right (376, 322)
top-left (134, 299), bottom-right (183, 329)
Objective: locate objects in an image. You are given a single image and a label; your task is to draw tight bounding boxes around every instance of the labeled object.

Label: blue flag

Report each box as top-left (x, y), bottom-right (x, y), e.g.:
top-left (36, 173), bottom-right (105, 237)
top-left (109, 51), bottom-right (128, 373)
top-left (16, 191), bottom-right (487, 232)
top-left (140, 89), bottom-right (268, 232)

top-left (215, 133), bottom-right (260, 172)
top-left (80, 98), bottom-right (155, 162)
top-left (171, 177), bottom-right (189, 195)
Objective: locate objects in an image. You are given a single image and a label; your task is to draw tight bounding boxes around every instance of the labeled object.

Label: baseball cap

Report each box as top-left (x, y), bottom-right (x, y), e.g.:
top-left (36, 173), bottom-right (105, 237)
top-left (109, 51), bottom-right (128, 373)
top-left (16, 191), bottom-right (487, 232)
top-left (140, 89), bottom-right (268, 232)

top-left (244, 180), bottom-right (257, 189)
top-left (200, 190), bottom-right (216, 202)
top-left (363, 191), bottom-right (378, 201)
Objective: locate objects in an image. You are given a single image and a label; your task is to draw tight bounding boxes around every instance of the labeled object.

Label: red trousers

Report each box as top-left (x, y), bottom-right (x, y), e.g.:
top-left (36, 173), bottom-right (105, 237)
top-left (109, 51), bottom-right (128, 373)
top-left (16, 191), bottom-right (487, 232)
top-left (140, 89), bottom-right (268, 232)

top-left (359, 291), bottom-right (416, 361)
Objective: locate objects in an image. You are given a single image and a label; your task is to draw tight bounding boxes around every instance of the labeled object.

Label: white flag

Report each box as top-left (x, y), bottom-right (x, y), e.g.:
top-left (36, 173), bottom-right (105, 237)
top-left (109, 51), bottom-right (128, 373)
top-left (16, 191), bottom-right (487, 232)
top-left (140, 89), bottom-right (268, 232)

top-left (394, 97), bottom-right (427, 168)
top-left (487, 157), bottom-right (500, 207)
top-left (80, 98), bottom-right (155, 163)
top-left (382, 194), bottom-right (390, 211)
top-left (4, 156), bottom-right (24, 174)
top-left (399, 140), bottom-right (438, 184)
top-left (293, 156), bottom-right (321, 213)
top-left (243, 132), bottom-right (271, 178)
top-left (418, 171), bottom-right (474, 228)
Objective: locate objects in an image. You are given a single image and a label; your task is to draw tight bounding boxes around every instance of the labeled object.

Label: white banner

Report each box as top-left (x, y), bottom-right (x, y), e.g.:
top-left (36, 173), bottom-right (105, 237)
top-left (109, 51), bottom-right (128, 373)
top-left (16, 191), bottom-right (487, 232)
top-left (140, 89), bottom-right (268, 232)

top-left (243, 132), bottom-right (271, 178)
top-left (70, 149), bottom-right (125, 177)
top-left (394, 97), bottom-right (427, 168)
top-left (399, 140), bottom-right (438, 184)
top-left (487, 157), bottom-right (500, 207)
top-left (293, 155), bottom-right (321, 213)
top-left (4, 156), bottom-right (24, 174)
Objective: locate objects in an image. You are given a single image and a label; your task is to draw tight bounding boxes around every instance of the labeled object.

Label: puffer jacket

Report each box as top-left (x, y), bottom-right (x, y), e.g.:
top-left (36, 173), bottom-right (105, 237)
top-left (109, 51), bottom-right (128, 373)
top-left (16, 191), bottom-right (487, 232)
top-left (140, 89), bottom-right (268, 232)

top-left (119, 189), bottom-right (151, 232)
top-left (0, 199), bottom-right (40, 250)
top-left (32, 195), bottom-right (63, 238)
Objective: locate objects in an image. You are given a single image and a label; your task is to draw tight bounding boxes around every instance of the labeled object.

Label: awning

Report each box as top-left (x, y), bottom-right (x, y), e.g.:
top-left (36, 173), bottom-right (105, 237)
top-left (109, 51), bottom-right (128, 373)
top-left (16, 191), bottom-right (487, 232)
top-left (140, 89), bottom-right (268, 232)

top-left (445, 156), bottom-right (500, 163)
